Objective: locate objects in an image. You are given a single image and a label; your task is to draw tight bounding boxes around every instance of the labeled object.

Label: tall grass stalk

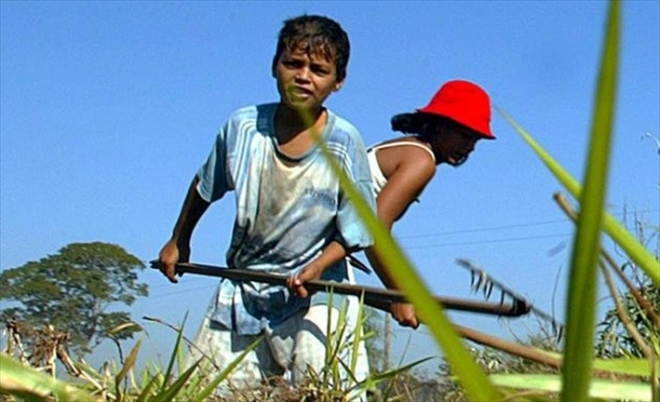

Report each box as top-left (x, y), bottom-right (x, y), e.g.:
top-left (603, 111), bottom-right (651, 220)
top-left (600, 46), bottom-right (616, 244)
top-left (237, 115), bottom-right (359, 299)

top-left (499, 0), bottom-right (656, 399)
top-left (497, 4), bottom-right (656, 288)
top-left (310, 0), bottom-right (653, 399)
top-left (490, 374), bottom-right (652, 401)
top-left (560, 0), bottom-right (619, 398)
top-left (0, 353), bottom-right (101, 401)
top-left (496, 109), bottom-right (658, 285)
top-left (306, 119), bottom-right (501, 400)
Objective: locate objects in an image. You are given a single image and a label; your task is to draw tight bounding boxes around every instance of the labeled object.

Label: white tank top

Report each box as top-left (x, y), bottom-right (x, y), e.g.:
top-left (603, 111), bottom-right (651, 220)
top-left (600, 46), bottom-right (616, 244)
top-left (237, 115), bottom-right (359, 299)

top-left (366, 140), bottom-right (435, 195)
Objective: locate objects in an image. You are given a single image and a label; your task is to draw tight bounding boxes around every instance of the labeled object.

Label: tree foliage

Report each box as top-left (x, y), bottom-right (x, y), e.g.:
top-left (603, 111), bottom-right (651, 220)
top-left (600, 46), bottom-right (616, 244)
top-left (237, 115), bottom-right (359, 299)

top-left (0, 242), bottom-right (148, 356)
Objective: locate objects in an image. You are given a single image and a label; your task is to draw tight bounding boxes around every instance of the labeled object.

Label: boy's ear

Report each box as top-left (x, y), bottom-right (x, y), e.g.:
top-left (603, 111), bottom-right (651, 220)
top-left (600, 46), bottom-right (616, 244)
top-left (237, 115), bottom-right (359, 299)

top-left (333, 79), bottom-right (345, 92)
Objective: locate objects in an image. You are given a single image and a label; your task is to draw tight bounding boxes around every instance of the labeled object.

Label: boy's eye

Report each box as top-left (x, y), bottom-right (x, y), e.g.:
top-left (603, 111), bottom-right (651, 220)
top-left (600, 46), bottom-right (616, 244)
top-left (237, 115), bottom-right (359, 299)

top-left (311, 65), bottom-right (330, 76)
top-left (283, 59), bottom-right (302, 68)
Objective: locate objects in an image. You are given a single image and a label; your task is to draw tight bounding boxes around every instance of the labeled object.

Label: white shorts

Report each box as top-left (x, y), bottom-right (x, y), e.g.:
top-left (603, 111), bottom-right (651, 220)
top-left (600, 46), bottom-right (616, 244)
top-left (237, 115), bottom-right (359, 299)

top-left (186, 295), bottom-right (370, 398)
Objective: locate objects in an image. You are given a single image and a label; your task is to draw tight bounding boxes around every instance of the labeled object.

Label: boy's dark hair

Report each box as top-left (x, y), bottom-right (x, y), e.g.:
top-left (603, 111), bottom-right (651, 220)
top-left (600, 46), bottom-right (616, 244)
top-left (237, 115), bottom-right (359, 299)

top-left (391, 112), bottom-right (454, 139)
top-left (272, 15), bottom-right (350, 82)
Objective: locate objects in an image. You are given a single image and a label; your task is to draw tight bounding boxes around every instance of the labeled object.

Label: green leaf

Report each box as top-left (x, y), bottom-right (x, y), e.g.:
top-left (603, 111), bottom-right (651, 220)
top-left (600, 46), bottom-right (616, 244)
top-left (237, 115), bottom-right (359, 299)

top-left (498, 112), bottom-right (658, 285)
top-left (135, 374), bottom-right (161, 402)
top-left (305, 113), bottom-right (501, 401)
top-left (538, 350), bottom-right (657, 378)
top-left (350, 294), bottom-right (366, 376)
top-left (593, 357), bottom-right (658, 377)
top-left (0, 354), bottom-right (100, 401)
top-left (191, 335), bottom-right (265, 402)
top-left (160, 313), bottom-right (188, 393)
top-left (560, 0), bottom-right (620, 399)
top-left (490, 374), bottom-right (653, 402)
top-left (498, 105), bottom-right (657, 285)
top-left (115, 335), bottom-right (143, 394)
top-left (150, 360), bottom-right (201, 402)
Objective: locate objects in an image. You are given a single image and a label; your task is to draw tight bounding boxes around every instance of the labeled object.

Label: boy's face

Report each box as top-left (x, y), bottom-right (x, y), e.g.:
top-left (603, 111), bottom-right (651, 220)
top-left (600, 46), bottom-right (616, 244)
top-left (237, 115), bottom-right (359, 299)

top-left (273, 43), bottom-right (344, 114)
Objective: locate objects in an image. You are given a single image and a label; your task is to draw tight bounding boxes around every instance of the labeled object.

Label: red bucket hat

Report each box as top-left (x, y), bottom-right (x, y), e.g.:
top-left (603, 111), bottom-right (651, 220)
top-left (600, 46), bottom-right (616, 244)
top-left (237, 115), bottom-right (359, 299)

top-left (417, 80), bottom-right (495, 140)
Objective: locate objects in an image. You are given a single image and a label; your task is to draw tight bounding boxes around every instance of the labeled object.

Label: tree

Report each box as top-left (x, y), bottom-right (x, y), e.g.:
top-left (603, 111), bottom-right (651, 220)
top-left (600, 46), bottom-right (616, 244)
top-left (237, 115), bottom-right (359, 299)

top-left (0, 242), bottom-right (148, 356)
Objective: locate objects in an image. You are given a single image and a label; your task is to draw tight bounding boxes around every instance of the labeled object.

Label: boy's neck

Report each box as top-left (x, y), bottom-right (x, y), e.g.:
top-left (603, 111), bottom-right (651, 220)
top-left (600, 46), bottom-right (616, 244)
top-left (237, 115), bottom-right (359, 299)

top-left (274, 104), bottom-right (327, 157)
top-left (276, 103), bottom-right (325, 127)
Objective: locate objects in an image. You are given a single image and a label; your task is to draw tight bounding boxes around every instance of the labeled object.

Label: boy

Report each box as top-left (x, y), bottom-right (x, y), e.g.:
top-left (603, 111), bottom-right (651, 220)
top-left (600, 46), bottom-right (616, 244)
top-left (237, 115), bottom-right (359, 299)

top-left (157, 15), bottom-right (375, 394)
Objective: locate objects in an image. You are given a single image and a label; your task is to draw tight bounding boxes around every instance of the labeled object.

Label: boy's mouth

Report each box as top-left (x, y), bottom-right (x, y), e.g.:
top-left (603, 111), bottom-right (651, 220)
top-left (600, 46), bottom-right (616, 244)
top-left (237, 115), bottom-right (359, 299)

top-left (288, 86), bottom-right (313, 100)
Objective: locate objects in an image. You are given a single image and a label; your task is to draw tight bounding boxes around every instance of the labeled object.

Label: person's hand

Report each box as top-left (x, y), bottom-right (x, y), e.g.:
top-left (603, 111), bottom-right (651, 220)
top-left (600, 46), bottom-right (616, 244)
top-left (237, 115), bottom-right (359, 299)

top-left (286, 264), bottom-right (324, 298)
top-left (390, 302), bottom-right (419, 329)
top-left (158, 240), bottom-right (190, 283)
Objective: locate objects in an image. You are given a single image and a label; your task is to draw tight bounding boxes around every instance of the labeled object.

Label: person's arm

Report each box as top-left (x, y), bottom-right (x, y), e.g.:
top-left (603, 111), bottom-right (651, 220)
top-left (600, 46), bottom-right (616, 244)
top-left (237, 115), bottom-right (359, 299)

top-left (366, 147), bottom-right (436, 328)
top-left (286, 240), bottom-right (348, 298)
top-left (158, 176), bottom-right (210, 283)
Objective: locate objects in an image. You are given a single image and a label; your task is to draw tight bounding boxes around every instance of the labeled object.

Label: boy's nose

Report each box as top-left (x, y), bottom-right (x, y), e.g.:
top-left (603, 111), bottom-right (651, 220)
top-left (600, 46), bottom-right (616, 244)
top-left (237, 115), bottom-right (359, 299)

top-left (295, 67), bottom-right (310, 81)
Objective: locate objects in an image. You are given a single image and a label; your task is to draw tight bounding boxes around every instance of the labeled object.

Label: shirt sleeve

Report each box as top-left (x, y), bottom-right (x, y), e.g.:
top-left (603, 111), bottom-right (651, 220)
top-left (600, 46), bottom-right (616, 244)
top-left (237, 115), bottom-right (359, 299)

top-left (335, 132), bottom-right (377, 251)
top-left (196, 123), bottom-right (231, 203)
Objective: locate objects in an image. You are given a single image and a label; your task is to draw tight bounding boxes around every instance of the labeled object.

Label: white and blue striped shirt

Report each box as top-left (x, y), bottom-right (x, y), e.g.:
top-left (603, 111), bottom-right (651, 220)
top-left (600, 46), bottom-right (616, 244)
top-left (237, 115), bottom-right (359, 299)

top-left (196, 103), bottom-right (375, 334)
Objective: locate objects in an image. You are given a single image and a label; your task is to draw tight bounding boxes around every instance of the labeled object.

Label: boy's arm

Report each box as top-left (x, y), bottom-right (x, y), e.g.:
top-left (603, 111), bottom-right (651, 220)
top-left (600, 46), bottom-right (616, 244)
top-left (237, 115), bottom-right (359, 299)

top-left (158, 176), bottom-right (210, 283)
top-left (286, 240), bottom-right (348, 298)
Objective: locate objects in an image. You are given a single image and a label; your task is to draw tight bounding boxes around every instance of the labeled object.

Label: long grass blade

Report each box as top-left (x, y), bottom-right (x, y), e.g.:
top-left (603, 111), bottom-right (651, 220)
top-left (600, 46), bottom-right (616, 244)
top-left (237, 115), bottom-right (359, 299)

top-left (498, 119), bottom-right (657, 285)
top-left (307, 120), bottom-right (500, 400)
top-left (135, 374), bottom-right (161, 402)
top-left (0, 354), bottom-right (100, 401)
top-left (150, 360), bottom-right (200, 402)
top-left (499, 110), bottom-right (657, 284)
top-left (560, 1), bottom-right (619, 399)
top-left (159, 312), bottom-right (188, 393)
top-left (593, 357), bottom-right (658, 377)
top-left (491, 374), bottom-right (652, 402)
top-left (350, 293), bottom-right (366, 376)
top-left (115, 335), bottom-right (143, 399)
top-left (191, 335), bottom-right (264, 402)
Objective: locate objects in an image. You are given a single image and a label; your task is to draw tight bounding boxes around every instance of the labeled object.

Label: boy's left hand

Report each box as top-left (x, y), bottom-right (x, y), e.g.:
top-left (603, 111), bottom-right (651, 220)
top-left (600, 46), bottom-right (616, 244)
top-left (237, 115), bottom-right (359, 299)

top-left (287, 264), bottom-right (324, 298)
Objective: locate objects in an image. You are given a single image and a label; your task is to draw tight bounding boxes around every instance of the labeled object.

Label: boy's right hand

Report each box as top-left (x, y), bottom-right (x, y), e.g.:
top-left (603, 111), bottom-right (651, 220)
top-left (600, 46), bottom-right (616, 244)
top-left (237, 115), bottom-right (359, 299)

top-left (286, 263), bottom-right (324, 298)
top-left (390, 302), bottom-right (419, 329)
top-left (158, 240), bottom-right (190, 284)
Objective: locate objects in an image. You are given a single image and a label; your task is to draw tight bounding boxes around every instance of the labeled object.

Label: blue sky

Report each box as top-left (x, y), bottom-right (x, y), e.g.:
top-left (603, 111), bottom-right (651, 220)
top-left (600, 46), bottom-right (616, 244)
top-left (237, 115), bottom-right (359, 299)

top-left (1, 1), bottom-right (658, 371)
